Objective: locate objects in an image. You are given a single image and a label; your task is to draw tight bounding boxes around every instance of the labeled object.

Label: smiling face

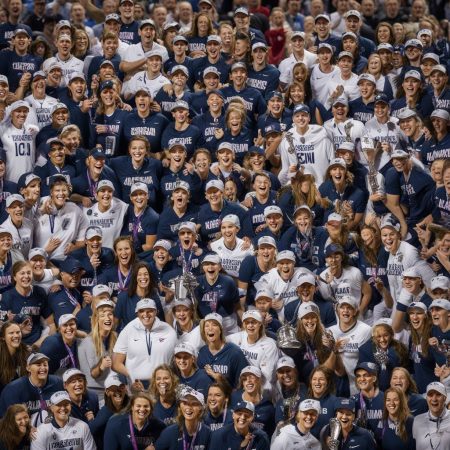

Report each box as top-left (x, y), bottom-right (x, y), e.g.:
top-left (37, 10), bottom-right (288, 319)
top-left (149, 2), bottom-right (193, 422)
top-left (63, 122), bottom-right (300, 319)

top-left (233, 410), bottom-right (253, 434)
top-left (115, 239), bottom-right (132, 267)
top-left (336, 409), bottom-right (355, 431)
top-left (338, 303), bottom-right (357, 326)
top-left (65, 375), bottom-right (86, 399)
top-left (373, 325), bottom-right (391, 350)
top-left (3, 323), bottom-right (22, 352)
top-left (297, 282), bottom-right (315, 302)
top-left (168, 147), bottom-right (186, 169)
top-left (243, 317), bottom-right (261, 339)
top-left (266, 212), bottom-right (283, 233)
top-left (202, 261), bottom-right (220, 282)
top-left (207, 386), bottom-right (226, 414)
top-left (180, 398), bottom-right (203, 421)
top-left (131, 397), bottom-right (151, 422)
top-left (174, 304), bottom-right (193, 327)
top-left (217, 148), bottom-right (234, 168)
top-left (137, 307), bottom-right (157, 329)
top-left (408, 308), bottom-right (426, 330)
top-left (380, 227), bottom-right (400, 252)
top-left (301, 312), bottom-right (318, 335)
top-left (130, 189), bottom-right (148, 210)
top-left (14, 410), bottom-right (29, 435)
top-left (429, 306), bottom-right (449, 327)
top-left (174, 351), bottom-right (194, 373)
top-left (298, 409), bottom-right (318, 431)
top-left (277, 259), bottom-right (294, 280)
top-left (50, 400), bottom-right (71, 424)
top-left (276, 366), bottom-right (297, 389)
top-left (14, 263), bottom-right (33, 290)
top-left (155, 369), bottom-right (172, 394)
top-left (27, 360), bottom-right (49, 384)
top-left (206, 186), bottom-right (223, 208)
top-left (97, 306), bottom-right (114, 332)
top-left (7, 200), bottom-right (24, 224)
top-left (178, 228), bottom-right (196, 249)
top-left (257, 243), bottom-right (276, 264)
top-left (204, 319), bottom-right (222, 344)
top-left (385, 390), bottom-right (400, 417)
top-left (61, 270), bottom-right (83, 289)
top-left (106, 384), bottom-right (126, 408)
top-left (402, 275), bottom-right (422, 294)
top-left (311, 370), bottom-right (328, 397)
top-left (11, 106), bottom-right (29, 128)
top-left (96, 186), bottom-right (113, 209)
top-left (427, 390), bottom-right (446, 416)
top-left (390, 369), bottom-right (409, 392)
top-left (242, 373), bottom-right (260, 395)
top-left (60, 318), bottom-right (77, 343)
top-left (355, 369), bottom-right (376, 391)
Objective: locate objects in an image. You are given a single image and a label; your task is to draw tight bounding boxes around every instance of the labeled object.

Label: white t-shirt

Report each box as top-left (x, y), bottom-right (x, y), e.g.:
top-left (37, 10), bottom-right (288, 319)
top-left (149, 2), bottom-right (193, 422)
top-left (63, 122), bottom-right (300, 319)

top-left (327, 321), bottom-right (372, 395)
top-left (310, 64), bottom-right (340, 105)
top-left (319, 266), bottom-right (364, 303)
top-left (114, 317), bottom-right (177, 382)
top-left (175, 324), bottom-right (205, 353)
top-left (210, 237), bottom-right (254, 278)
top-left (323, 117), bottom-right (366, 151)
top-left (278, 125), bottom-right (335, 186)
top-left (324, 70), bottom-right (360, 107)
top-left (122, 71), bottom-right (171, 99)
top-left (42, 55), bottom-right (84, 87)
top-left (278, 51), bottom-right (318, 85)
top-left (1, 215), bottom-right (33, 258)
top-left (0, 122), bottom-right (39, 183)
top-left (123, 41), bottom-right (169, 64)
top-left (82, 197), bottom-right (128, 250)
top-left (34, 202), bottom-right (89, 260)
top-left (271, 424), bottom-right (321, 450)
top-left (227, 330), bottom-right (280, 393)
top-left (25, 94), bottom-right (58, 130)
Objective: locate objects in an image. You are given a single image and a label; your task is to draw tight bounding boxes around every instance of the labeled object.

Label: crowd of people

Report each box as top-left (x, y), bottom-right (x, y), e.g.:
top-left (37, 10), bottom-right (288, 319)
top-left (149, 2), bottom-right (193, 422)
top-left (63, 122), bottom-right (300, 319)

top-left (0, 0), bottom-right (449, 448)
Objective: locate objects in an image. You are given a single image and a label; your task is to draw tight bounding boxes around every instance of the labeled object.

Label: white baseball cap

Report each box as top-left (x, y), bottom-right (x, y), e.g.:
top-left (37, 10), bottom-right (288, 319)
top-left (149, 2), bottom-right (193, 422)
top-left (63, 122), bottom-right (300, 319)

top-left (174, 342), bottom-right (197, 357)
top-left (58, 314), bottom-right (76, 327)
top-left (431, 276), bottom-right (449, 291)
top-left (299, 399), bottom-right (321, 414)
top-left (276, 250), bottom-right (296, 263)
top-left (264, 205), bottom-right (283, 217)
top-left (92, 284), bottom-right (112, 297)
top-left (276, 356), bottom-right (296, 370)
top-left (242, 310), bottom-right (263, 322)
top-left (135, 298), bottom-right (157, 312)
top-left (297, 302), bottom-right (320, 319)
top-left (204, 312), bottom-right (223, 326)
top-left (240, 365), bottom-right (262, 378)
top-left (221, 214), bottom-right (240, 229)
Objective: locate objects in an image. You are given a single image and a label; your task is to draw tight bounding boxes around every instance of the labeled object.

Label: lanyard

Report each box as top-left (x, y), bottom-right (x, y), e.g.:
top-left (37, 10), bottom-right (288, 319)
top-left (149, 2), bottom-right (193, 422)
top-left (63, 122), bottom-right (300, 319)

top-left (145, 329), bottom-right (152, 356)
top-left (128, 414), bottom-right (139, 450)
top-left (179, 243), bottom-right (194, 274)
top-left (183, 424), bottom-right (200, 450)
top-left (49, 214), bottom-right (56, 234)
top-left (132, 211), bottom-right (143, 243)
top-left (63, 288), bottom-right (79, 308)
top-left (64, 342), bottom-right (77, 368)
top-left (37, 388), bottom-right (48, 413)
top-left (86, 169), bottom-right (97, 198)
top-left (118, 268), bottom-right (131, 291)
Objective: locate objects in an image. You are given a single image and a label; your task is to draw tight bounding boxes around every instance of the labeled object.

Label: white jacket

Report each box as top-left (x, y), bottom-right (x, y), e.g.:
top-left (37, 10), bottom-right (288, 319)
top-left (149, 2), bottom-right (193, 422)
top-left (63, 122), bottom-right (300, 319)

top-left (271, 424), bottom-right (321, 450)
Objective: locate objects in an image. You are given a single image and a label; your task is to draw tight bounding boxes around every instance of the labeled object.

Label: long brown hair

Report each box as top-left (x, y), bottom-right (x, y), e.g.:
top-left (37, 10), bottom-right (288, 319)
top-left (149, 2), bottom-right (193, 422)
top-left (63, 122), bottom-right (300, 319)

top-left (0, 404), bottom-right (30, 450)
top-left (390, 367), bottom-right (419, 394)
top-left (410, 311), bottom-right (433, 356)
top-left (149, 364), bottom-right (179, 405)
top-left (127, 261), bottom-right (157, 297)
top-left (187, 12), bottom-right (214, 38)
top-left (382, 387), bottom-right (410, 442)
top-left (355, 225), bottom-right (381, 268)
top-left (307, 366), bottom-right (335, 398)
top-left (113, 236), bottom-right (137, 266)
top-left (296, 313), bottom-right (330, 363)
top-left (0, 322), bottom-right (29, 387)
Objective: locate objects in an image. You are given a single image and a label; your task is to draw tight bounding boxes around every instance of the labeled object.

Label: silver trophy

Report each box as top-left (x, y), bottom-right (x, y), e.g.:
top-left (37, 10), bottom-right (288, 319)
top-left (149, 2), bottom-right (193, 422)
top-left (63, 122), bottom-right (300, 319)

top-left (328, 418), bottom-right (342, 450)
top-left (437, 339), bottom-right (450, 367)
top-left (373, 347), bottom-right (389, 369)
top-left (276, 322), bottom-right (303, 356)
top-left (169, 273), bottom-right (199, 306)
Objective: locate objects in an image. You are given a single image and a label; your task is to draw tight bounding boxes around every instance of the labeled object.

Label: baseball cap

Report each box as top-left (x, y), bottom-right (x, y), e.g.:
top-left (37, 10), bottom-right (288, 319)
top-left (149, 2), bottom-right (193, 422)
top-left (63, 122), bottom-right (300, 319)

top-left (96, 179), bottom-right (114, 192)
top-left (276, 356), bottom-right (296, 370)
top-left (431, 276), bottom-right (449, 291)
top-left (325, 243), bottom-right (344, 257)
top-left (68, 72), bottom-right (85, 83)
top-left (170, 65), bottom-right (189, 77)
top-left (402, 267), bottom-right (421, 278)
top-left (318, 43), bottom-right (333, 53)
top-left (204, 312), bottom-right (223, 326)
top-left (202, 253), bottom-right (221, 265)
top-left (234, 7), bottom-right (249, 16)
top-left (342, 31), bottom-right (357, 41)
top-left (431, 109), bottom-right (450, 121)
top-left (291, 31), bottom-right (305, 40)
top-left (329, 157), bottom-right (346, 169)
top-left (32, 71), bottom-right (46, 81)
top-left (179, 387), bottom-right (205, 406)
top-left (265, 90), bottom-right (283, 102)
top-left (203, 66), bottom-right (220, 78)
top-left (264, 205), bottom-right (283, 217)
top-left (332, 97), bottom-right (348, 107)
top-left (358, 73), bottom-right (376, 85)
top-left (407, 301), bottom-right (427, 312)
top-left (178, 221), bottom-right (197, 233)
top-left (417, 28), bottom-right (432, 38)
top-left (276, 250), bottom-right (296, 263)
top-left (100, 60), bottom-right (115, 69)
top-left (14, 28), bottom-right (30, 37)
top-left (99, 80), bottom-right (114, 92)
top-left (96, 299), bottom-right (115, 310)
top-left (354, 361), bottom-right (379, 375)
top-left (293, 103), bottom-right (310, 115)
top-left (5, 194), bottom-right (24, 208)
top-left (256, 236), bottom-right (276, 249)
top-left (231, 62), bottom-right (247, 72)
top-left (337, 295), bottom-right (359, 309)
top-left (51, 102), bottom-right (68, 114)
top-left (205, 179), bottom-right (224, 191)
top-left (163, 21), bottom-right (180, 31)
top-left (233, 401), bottom-right (255, 414)
top-left (93, 284), bottom-right (113, 298)
top-left (337, 141), bottom-right (355, 152)
top-left (130, 182), bottom-right (149, 195)
top-left (173, 35), bottom-right (188, 45)
top-left (171, 299), bottom-right (194, 310)
top-left (207, 34), bottom-right (221, 44)
top-left (59, 258), bottom-right (84, 274)
top-left (104, 374), bottom-right (124, 389)
top-left (426, 382), bottom-right (447, 397)
top-left (327, 213), bottom-right (342, 223)
top-left (135, 298), bottom-right (157, 312)
top-left (173, 180), bottom-right (190, 192)
top-left (334, 397), bottom-right (355, 412)
top-left (221, 214), bottom-right (240, 228)
top-left (27, 353), bottom-right (49, 365)
top-left (380, 215), bottom-right (401, 231)
top-left (430, 64), bottom-right (447, 75)
top-left (377, 43), bottom-right (394, 53)
top-left (264, 123), bottom-right (282, 136)
top-left (295, 272), bottom-right (316, 286)
top-left (153, 239), bottom-right (172, 251)
top-left (422, 53), bottom-right (440, 64)
top-left (240, 366), bottom-right (262, 378)
top-left (242, 310), bottom-right (263, 322)
top-left (0, 75), bottom-right (8, 85)
top-left (85, 226), bottom-right (102, 240)
top-left (397, 108), bottom-right (417, 120)
top-left (174, 342), bottom-right (197, 357)
top-left (171, 100), bottom-right (189, 111)
top-left (405, 39), bottom-right (423, 49)
top-left (338, 51), bottom-right (353, 60)
top-left (89, 148), bottom-right (106, 159)
top-left (344, 10), bottom-right (361, 19)
top-left (50, 391), bottom-right (71, 405)
top-left (299, 399), bottom-right (321, 414)
top-left (252, 41), bottom-right (268, 51)
top-left (217, 142), bottom-right (234, 152)
top-left (255, 290), bottom-right (273, 301)
top-left (105, 13), bottom-right (120, 22)
top-left (58, 314), bottom-right (76, 327)
top-left (374, 93), bottom-right (389, 104)
top-left (297, 302), bottom-right (320, 319)
top-left (62, 368), bottom-right (85, 383)
top-left (314, 14), bottom-right (330, 22)
top-left (404, 69), bottom-right (422, 81)
top-left (390, 149), bottom-right (409, 159)
top-left (10, 100), bottom-right (30, 112)
top-left (28, 248), bottom-right (48, 261)
top-left (139, 19), bottom-right (155, 29)
top-left (429, 299), bottom-right (450, 311)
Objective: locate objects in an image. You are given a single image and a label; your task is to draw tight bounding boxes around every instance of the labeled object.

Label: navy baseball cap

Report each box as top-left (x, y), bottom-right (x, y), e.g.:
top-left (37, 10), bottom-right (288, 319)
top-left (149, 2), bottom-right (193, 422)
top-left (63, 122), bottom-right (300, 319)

top-left (334, 397), bottom-right (355, 413)
top-left (374, 93), bottom-right (389, 104)
top-left (325, 243), bottom-right (345, 257)
top-left (59, 258), bottom-right (84, 274)
top-left (293, 103), bottom-right (310, 115)
top-left (264, 123), bottom-right (282, 136)
top-left (354, 362), bottom-right (379, 375)
top-left (89, 148), bottom-right (107, 159)
top-left (206, 89), bottom-right (224, 99)
top-left (265, 90), bottom-right (283, 102)
top-left (248, 146), bottom-right (265, 155)
top-left (99, 80), bottom-right (114, 92)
